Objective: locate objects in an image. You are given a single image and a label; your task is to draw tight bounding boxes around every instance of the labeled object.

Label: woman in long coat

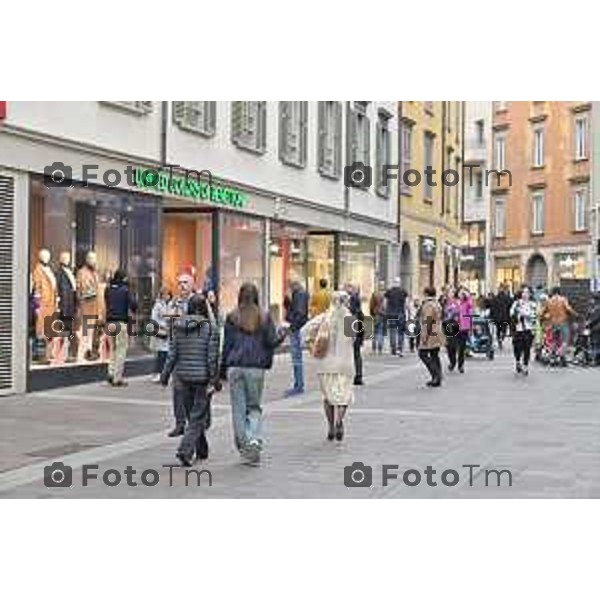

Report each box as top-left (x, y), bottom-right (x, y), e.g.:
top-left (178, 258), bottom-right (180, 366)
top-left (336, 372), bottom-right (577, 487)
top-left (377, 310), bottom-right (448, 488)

top-left (302, 290), bottom-right (355, 441)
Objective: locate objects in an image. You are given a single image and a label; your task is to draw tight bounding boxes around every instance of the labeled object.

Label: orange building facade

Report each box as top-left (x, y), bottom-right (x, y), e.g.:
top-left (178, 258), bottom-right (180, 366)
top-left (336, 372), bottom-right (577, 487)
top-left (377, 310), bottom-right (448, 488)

top-left (490, 101), bottom-right (592, 292)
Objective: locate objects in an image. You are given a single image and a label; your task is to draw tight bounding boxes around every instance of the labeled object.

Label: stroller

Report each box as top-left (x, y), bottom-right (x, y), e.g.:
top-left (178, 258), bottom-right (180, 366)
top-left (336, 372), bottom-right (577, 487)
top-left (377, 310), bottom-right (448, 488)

top-left (466, 316), bottom-right (495, 360)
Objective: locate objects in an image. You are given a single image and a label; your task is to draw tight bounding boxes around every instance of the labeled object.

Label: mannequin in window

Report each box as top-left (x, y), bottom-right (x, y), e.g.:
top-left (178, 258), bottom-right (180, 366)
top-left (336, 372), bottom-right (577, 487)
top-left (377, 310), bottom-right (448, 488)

top-left (56, 251), bottom-right (78, 363)
top-left (77, 250), bottom-right (101, 361)
top-left (32, 248), bottom-right (58, 363)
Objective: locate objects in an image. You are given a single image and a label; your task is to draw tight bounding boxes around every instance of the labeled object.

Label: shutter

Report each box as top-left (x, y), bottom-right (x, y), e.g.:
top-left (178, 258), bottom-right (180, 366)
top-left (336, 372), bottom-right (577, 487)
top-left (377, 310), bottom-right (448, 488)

top-left (376, 120), bottom-right (382, 189)
top-left (385, 122), bottom-right (391, 196)
top-left (173, 101), bottom-right (186, 126)
top-left (363, 114), bottom-right (371, 166)
top-left (334, 101), bottom-right (342, 178)
top-left (279, 101), bottom-right (290, 162)
top-left (0, 175), bottom-right (14, 390)
top-left (231, 101), bottom-right (243, 145)
top-left (347, 106), bottom-right (356, 167)
top-left (207, 101), bottom-right (217, 135)
top-left (299, 101), bottom-right (308, 167)
top-left (258, 101), bottom-right (267, 153)
top-left (317, 101), bottom-right (326, 174)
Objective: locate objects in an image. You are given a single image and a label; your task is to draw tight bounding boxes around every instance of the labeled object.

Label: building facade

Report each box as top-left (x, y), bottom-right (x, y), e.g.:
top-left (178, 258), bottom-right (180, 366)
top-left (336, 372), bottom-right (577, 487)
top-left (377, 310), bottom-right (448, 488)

top-left (462, 101), bottom-right (492, 295)
top-left (0, 101), bottom-right (399, 395)
top-left (398, 101), bottom-right (464, 297)
top-left (490, 101), bottom-right (592, 293)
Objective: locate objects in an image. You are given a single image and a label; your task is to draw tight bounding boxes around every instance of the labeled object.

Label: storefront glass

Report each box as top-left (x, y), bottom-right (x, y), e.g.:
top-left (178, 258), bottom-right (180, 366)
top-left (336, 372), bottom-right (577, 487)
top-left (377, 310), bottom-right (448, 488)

top-left (219, 213), bottom-right (265, 314)
top-left (554, 252), bottom-right (587, 282)
top-left (307, 234), bottom-right (334, 296)
top-left (269, 222), bottom-right (307, 323)
top-left (495, 257), bottom-right (521, 292)
top-left (339, 236), bottom-right (376, 311)
top-left (161, 212), bottom-right (212, 295)
top-left (30, 177), bottom-right (160, 369)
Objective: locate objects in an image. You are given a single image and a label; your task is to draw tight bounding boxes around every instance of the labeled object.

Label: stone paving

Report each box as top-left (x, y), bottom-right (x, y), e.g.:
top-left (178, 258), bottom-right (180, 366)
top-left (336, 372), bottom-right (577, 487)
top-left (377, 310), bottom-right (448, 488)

top-left (1, 346), bottom-right (599, 498)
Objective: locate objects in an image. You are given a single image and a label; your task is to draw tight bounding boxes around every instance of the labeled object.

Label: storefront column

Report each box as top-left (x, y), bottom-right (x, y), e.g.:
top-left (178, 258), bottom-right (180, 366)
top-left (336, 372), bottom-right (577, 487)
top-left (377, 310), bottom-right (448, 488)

top-left (211, 211), bottom-right (220, 295)
top-left (263, 218), bottom-right (271, 310)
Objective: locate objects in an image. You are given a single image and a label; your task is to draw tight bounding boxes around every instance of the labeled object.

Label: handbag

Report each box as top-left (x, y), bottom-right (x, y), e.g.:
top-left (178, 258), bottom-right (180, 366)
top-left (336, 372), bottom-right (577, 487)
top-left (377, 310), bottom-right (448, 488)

top-left (311, 318), bottom-right (330, 358)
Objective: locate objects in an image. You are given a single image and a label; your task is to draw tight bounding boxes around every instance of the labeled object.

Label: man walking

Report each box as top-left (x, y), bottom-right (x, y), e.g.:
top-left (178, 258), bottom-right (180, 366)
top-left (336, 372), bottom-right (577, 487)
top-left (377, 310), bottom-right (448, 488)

top-left (104, 269), bottom-right (137, 387)
top-left (385, 277), bottom-right (408, 356)
top-left (346, 283), bottom-right (365, 385)
top-left (418, 287), bottom-right (444, 387)
top-left (284, 280), bottom-right (309, 396)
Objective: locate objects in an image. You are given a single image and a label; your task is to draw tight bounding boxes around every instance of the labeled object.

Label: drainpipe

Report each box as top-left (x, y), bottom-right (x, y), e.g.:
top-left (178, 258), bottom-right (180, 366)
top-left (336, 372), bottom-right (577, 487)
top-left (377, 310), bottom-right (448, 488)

top-left (160, 101), bottom-right (168, 166)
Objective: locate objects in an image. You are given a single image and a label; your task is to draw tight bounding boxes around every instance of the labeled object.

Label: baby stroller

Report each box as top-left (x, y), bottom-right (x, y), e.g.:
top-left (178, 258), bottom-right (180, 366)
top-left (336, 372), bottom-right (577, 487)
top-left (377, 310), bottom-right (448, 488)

top-left (467, 316), bottom-right (495, 360)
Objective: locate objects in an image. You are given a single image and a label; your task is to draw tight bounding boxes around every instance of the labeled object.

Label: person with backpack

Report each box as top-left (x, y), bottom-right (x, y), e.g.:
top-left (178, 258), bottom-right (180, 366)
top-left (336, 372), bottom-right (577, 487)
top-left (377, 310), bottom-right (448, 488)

top-left (222, 283), bottom-right (287, 465)
top-left (302, 291), bottom-right (354, 441)
top-left (385, 277), bottom-right (408, 356)
top-left (160, 294), bottom-right (220, 466)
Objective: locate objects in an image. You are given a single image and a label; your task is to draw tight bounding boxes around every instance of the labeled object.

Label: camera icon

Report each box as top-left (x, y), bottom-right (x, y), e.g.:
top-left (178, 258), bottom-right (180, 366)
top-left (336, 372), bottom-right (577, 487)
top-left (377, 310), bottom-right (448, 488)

top-left (43, 161), bottom-right (73, 188)
top-left (44, 462), bottom-right (73, 488)
top-left (442, 319), bottom-right (460, 338)
top-left (344, 462), bottom-right (373, 488)
top-left (344, 315), bottom-right (373, 339)
top-left (404, 318), bottom-right (421, 338)
top-left (44, 313), bottom-right (71, 338)
top-left (344, 161), bottom-right (372, 189)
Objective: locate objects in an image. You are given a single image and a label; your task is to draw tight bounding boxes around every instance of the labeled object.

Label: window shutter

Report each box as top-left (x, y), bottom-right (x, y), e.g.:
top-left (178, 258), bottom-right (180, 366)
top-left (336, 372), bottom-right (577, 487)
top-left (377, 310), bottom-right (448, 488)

top-left (279, 101), bottom-right (290, 162)
top-left (334, 102), bottom-right (342, 178)
top-left (0, 175), bottom-right (14, 391)
top-left (173, 101), bottom-right (186, 126)
top-left (317, 101), bottom-right (326, 174)
top-left (376, 120), bottom-right (382, 189)
top-left (299, 101), bottom-right (308, 167)
top-left (231, 101), bottom-right (243, 145)
top-left (347, 107), bottom-right (357, 166)
top-left (206, 101), bottom-right (217, 135)
top-left (258, 101), bottom-right (267, 153)
top-left (363, 115), bottom-right (371, 166)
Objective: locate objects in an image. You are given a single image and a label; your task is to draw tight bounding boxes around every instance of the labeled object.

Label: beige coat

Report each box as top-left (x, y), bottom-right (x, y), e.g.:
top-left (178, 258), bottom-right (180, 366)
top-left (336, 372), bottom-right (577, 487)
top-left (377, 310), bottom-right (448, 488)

top-left (76, 266), bottom-right (104, 322)
top-left (32, 263), bottom-right (57, 337)
top-left (418, 298), bottom-right (445, 350)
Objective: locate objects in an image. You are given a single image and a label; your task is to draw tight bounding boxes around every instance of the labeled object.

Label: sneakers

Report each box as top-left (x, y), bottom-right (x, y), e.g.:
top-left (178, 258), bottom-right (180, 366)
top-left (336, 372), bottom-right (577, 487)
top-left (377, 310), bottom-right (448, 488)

top-left (150, 374), bottom-right (161, 383)
top-left (515, 362), bottom-right (522, 374)
top-left (242, 440), bottom-right (261, 465)
top-left (284, 387), bottom-right (304, 398)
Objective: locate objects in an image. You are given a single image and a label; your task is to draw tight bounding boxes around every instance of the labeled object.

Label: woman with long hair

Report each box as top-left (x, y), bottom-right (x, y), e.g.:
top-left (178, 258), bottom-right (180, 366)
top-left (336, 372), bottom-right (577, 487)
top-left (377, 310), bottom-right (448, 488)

top-left (303, 290), bottom-right (355, 441)
top-left (221, 283), bottom-right (286, 465)
top-left (510, 286), bottom-right (537, 375)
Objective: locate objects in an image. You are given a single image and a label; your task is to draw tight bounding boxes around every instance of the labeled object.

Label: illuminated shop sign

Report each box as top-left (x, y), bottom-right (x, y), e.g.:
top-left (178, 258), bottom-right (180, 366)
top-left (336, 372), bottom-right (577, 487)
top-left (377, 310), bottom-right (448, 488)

top-left (133, 168), bottom-right (247, 209)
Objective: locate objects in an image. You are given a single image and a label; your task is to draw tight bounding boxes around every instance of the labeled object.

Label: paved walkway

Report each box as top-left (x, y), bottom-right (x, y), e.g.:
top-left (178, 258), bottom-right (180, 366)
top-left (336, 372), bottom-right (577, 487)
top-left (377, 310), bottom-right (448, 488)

top-left (0, 347), bottom-right (599, 498)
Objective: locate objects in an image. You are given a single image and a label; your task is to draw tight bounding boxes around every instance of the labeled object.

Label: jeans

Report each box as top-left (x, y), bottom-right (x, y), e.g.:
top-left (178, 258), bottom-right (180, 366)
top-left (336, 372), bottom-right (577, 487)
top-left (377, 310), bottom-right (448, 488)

top-left (513, 330), bottom-right (534, 366)
top-left (551, 324), bottom-right (570, 356)
top-left (419, 348), bottom-right (442, 383)
top-left (353, 337), bottom-right (363, 382)
top-left (388, 316), bottom-right (405, 354)
top-left (228, 367), bottom-right (265, 452)
top-left (289, 329), bottom-right (304, 390)
top-left (372, 317), bottom-right (384, 353)
top-left (107, 325), bottom-right (128, 383)
top-left (177, 382), bottom-right (210, 461)
top-left (155, 350), bottom-right (168, 374)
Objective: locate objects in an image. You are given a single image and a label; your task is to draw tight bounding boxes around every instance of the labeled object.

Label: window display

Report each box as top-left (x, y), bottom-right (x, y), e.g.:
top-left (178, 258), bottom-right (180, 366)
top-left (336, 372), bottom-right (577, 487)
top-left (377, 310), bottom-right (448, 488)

top-left (339, 236), bottom-right (376, 311)
top-left (307, 234), bottom-right (334, 296)
top-left (269, 222), bottom-right (307, 322)
top-left (219, 213), bottom-right (265, 313)
top-left (30, 178), bottom-right (160, 369)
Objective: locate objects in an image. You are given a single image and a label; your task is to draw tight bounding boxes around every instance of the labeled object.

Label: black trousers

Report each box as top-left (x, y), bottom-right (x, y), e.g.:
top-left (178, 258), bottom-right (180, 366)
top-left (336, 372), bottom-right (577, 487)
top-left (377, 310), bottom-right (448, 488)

top-left (177, 382), bottom-right (210, 460)
top-left (353, 337), bottom-right (363, 382)
top-left (419, 348), bottom-right (442, 383)
top-left (513, 330), bottom-right (534, 366)
top-left (497, 321), bottom-right (508, 345)
top-left (155, 350), bottom-right (168, 374)
top-left (447, 331), bottom-right (468, 370)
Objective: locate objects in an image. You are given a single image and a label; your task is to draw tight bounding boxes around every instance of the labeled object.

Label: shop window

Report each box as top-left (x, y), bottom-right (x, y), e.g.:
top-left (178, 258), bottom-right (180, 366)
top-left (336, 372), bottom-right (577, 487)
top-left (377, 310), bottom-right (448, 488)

top-left (219, 213), bottom-right (265, 313)
top-left (307, 235), bottom-right (335, 297)
top-left (29, 178), bottom-right (160, 369)
top-left (339, 236), bottom-right (377, 312)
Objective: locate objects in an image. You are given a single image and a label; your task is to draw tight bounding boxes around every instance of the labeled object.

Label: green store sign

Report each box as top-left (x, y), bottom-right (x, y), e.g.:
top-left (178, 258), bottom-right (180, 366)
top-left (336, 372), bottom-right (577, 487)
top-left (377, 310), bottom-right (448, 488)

top-left (133, 168), bottom-right (247, 209)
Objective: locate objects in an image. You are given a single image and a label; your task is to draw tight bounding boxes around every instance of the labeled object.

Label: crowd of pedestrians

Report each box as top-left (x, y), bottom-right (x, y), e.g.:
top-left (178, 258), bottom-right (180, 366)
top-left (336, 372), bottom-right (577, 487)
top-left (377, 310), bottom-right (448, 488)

top-left (100, 262), bottom-right (599, 469)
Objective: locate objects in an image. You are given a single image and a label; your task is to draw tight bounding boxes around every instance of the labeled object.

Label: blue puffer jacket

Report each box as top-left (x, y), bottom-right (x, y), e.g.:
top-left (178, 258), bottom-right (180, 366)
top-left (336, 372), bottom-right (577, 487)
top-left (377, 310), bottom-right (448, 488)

top-left (221, 311), bottom-right (284, 372)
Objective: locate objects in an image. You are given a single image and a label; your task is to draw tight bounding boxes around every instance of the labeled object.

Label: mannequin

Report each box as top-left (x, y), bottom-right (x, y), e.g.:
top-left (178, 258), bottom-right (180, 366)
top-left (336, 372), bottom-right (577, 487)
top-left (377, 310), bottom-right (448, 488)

top-left (32, 248), bottom-right (58, 363)
top-left (56, 251), bottom-right (78, 362)
top-left (76, 250), bottom-right (101, 360)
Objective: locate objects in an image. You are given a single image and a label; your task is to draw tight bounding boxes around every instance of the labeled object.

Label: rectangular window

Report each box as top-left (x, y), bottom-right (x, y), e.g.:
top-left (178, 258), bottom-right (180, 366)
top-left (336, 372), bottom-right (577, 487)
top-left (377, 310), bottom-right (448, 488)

top-left (494, 197), bottom-right (506, 238)
top-left (400, 121), bottom-right (413, 194)
top-left (375, 111), bottom-right (392, 198)
top-left (575, 115), bottom-right (588, 160)
top-left (446, 148), bottom-right (453, 213)
top-left (531, 191), bottom-right (544, 234)
top-left (476, 119), bottom-right (485, 145)
top-left (574, 189), bottom-right (587, 231)
top-left (279, 101), bottom-right (308, 168)
top-left (351, 102), bottom-right (371, 167)
top-left (172, 101), bottom-right (216, 136)
top-left (475, 171), bottom-right (483, 199)
top-left (532, 126), bottom-right (544, 167)
top-left (231, 101), bottom-right (267, 154)
top-left (494, 133), bottom-right (506, 171)
top-left (318, 101), bottom-right (342, 179)
top-left (424, 132), bottom-right (435, 200)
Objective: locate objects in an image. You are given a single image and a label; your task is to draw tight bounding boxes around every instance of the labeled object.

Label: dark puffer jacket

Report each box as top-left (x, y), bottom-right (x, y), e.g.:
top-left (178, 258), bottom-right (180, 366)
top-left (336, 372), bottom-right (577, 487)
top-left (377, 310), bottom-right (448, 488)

top-left (161, 315), bottom-right (220, 385)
